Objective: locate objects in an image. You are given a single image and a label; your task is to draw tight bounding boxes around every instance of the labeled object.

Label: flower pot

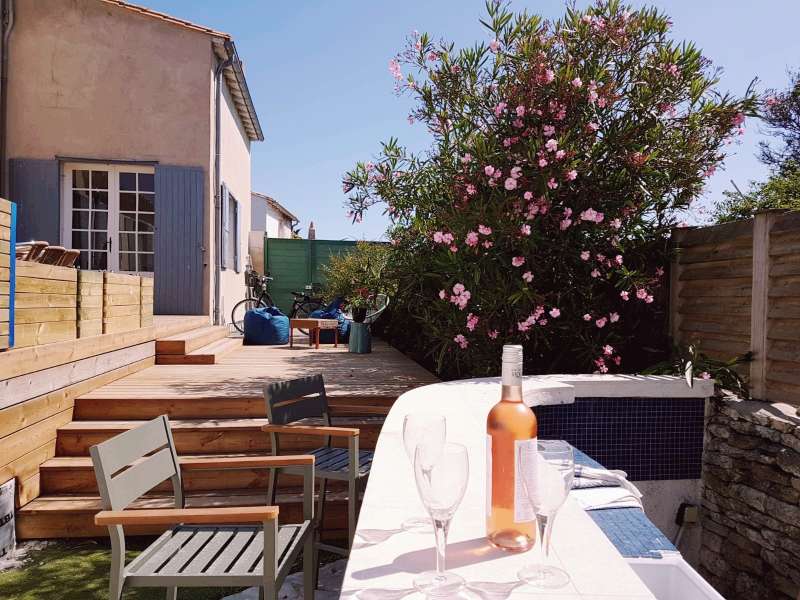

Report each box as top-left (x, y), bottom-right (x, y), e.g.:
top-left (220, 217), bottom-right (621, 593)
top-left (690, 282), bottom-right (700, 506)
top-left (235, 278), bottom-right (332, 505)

top-left (352, 307), bottom-right (368, 323)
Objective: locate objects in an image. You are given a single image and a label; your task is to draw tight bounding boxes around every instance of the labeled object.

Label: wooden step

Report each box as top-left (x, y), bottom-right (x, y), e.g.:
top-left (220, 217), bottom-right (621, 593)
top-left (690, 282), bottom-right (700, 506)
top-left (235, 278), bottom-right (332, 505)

top-left (40, 453), bottom-right (332, 494)
top-left (55, 418), bottom-right (382, 456)
top-left (155, 326), bottom-right (229, 355)
top-left (16, 489), bottom-right (350, 540)
top-left (154, 315), bottom-right (210, 339)
top-left (156, 337), bottom-right (242, 365)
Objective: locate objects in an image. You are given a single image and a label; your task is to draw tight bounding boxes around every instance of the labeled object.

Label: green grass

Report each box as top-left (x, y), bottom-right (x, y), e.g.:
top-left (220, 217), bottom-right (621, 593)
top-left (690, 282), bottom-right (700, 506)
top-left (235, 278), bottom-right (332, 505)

top-left (0, 540), bottom-right (245, 600)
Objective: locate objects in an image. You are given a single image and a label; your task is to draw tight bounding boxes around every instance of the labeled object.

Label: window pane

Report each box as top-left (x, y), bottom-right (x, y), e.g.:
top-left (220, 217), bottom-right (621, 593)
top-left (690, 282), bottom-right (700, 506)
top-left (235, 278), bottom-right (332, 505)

top-left (72, 210), bottom-right (89, 229)
top-left (91, 232), bottom-right (107, 250)
top-left (119, 233), bottom-right (136, 251)
top-left (119, 212), bottom-right (137, 232)
top-left (120, 192), bottom-right (137, 211)
top-left (77, 252), bottom-right (89, 270)
top-left (72, 190), bottom-right (90, 209)
top-left (92, 211), bottom-right (108, 230)
top-left (138, 193), bottom-right (154, 213)
top-left (92, 191), bottom-right (108, 210)
top-left (138, 233), bottom-right (153, 252)
top-left (139, 173), bottom-right (154, 193)
top-left (72, 170), bottom-right (90, 189)
top-left (119, 253), bottom-right (136, 271)
top-left (138, 212), bottom-right (154, 232)
top-left (72, 231), bottom-right (89, 249)
top-left (91, 252), bottom-right (107, 270)
top-left (119, 172), bottom-right (137, 191)
top-left (91, 170), bottom-right (108, 189)
top-left (138, 253), bottom-right (154, 272)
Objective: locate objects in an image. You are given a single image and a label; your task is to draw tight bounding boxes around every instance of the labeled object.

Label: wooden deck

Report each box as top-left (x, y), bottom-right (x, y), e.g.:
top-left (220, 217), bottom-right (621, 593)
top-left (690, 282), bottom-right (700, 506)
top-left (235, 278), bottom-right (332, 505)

top-left (16, 330), bottom-right (439, 539)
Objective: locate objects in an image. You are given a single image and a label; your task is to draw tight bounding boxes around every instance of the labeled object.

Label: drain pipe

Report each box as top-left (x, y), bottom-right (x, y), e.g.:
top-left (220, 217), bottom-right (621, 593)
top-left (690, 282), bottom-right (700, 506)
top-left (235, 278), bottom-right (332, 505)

top-left (212, 40), bottom-right (234, 325)
top-left (0, 0), bottom-right (15, 198)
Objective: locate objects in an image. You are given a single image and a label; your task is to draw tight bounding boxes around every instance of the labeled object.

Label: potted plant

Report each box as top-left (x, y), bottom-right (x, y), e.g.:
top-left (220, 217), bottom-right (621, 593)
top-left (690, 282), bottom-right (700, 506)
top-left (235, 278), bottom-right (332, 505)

top-left (348, 287), bottom-right (373, 323)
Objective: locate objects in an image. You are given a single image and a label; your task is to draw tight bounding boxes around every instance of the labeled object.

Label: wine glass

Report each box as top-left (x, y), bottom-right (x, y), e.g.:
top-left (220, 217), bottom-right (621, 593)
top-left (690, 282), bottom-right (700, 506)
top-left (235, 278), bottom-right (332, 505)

top-left (516, 439), bottom-right (575, 589)
top-left (401, 414), bottom-right (446, 532)
top-left (413, 442), bottom-right (469, 597)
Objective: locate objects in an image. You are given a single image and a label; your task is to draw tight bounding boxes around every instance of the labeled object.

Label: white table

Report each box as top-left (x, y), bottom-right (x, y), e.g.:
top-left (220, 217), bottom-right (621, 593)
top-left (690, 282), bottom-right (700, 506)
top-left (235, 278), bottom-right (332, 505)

top-left (340, 378), bottom-right (657, 599)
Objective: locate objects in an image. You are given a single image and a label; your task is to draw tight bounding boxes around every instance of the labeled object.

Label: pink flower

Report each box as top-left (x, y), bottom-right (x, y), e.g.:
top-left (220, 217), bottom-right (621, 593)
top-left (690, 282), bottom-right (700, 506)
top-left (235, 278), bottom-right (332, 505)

top-left (610, 218), bottom-right (622, 229)
top-left (613, 356), bottom-right (621, 366)
top-left (583, 313), bottom-right (592, 321)
top-left (591, 269), bottom-right (601, 278)
top-left (588, 90), bottom-right (599, 104)
top-left (547, 178), bottom-right (558, 190)
top-left (543, 124), bottom-right (556, 137)
top-left (587, 122), bottom-right (600, 132)
top-left (504, 177), bottom-right (518, 190)
top-left (580, 208), bottom-right (598, 222)
top-left (389, 58), bottom-right (402, 80)
top-left (453, 283), bottom-right (465, 295)
top-left (427, 51), bottom-right (439, 62)
top-left (645, 295), bottom-right (654, 304)
top-left (609, 312), bottom-right (620, 323)
top-left (614, 255), bottom-right (623, 265)
top-left (483, 240), bottom-right (493, 249)
top-left (433, 231), bottom-right (444, 243)
top-left (484, 165), bottom-right (495, 177)
top-left (438, 290), bottom-right (446, 300)
top-left (620, 291), bottom-right (630, 301)
top-left (545, 139), bottom-right (558, 152)
top-left (555, 150), bottom-right (566, 160)
top-left (449, 245), bottom-right (458, 253)
top-left (454, 334), bottom-right (469, 349)
top-left (523, 191), bottom-right (534, 201)
top-left (560, 219), bottom-right (572, 230)
top-left (732, 112), bottom-right (745, 127)
top-left (461, 153), bottom-right (472, 164)
top-left (580, 250), bottom-right (590, 261)
top-left (488, 329), bottom-right (499, 339)
top-left (522, 271), bottom-right (533, 283)
top-left (466, 313), bottom-right (479, 331)
top-left (544, 69), bottom-right (555, 83)
top-left (465, 231), bottom-right (479, 247)
top-left (603, 344), bottom-right (614, 356)
top-left (512, 256), bottom-right (526, 267)
top-left (510, 166), bottom-right (523, 179)
top-left (571, 77), bottom-right (583, 88)
top-left (489, 39), bottom-right (501, 53)
top-left (656, 267), bottom-right (665, 277)
top-left (596, 317), bottom-right (607, 328)
top-left (520, 224), bottom-right (531, 236)
top-left (516, 105), bottom-right (525, 117)
top-left (494, 102), bottom-right (507, 117)
top-left (538, 319), bottom-right (548, 326)
top-left (549, 308), bottom-right (561, 318)
top-left (466, 184), bottom-right (477, 195)
top-left (478, 224), bottom-right (492, 235)
top-left (566, 169), bottom-right (577, 181)
top-left (699, 371), bottom-right (712, 380)
top-left (538, 158), bottom-right (549, 168)
top-left (636, 288), bottom-right (648, 300)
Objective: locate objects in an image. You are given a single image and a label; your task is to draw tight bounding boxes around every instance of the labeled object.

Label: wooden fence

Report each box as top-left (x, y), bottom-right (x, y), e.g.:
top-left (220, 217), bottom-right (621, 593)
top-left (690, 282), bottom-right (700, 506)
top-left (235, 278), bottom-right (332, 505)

top-left (670, 210), bottom-right (800, 405)
top-left (0, 199), bottom-right (13, 350)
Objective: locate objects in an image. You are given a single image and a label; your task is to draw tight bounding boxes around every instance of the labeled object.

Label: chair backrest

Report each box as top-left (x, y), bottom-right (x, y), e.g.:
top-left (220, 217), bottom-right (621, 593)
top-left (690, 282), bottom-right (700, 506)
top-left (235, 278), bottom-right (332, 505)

top-left (365, 294), bottom-right (390, 325)
top-left (89, 415), bottom-right (183, 511)
top-left (264, 374), bottom-right (330, 426)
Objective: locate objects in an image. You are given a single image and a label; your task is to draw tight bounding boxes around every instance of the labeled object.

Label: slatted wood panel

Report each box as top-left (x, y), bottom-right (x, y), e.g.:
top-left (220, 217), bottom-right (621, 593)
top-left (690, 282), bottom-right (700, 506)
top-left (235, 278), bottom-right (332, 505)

top-left (140, 276), bottom-right (154, 327)
top-left (103, 272), bottom-right (142, 334)
top-left (77, 270), bottom-right (103, 338)
top-left (13, 262), bottom-right (78, 347)
top-left (671, 211), bottom-right (800, 405)
top-left (0, 198), bottom-right (11, 350)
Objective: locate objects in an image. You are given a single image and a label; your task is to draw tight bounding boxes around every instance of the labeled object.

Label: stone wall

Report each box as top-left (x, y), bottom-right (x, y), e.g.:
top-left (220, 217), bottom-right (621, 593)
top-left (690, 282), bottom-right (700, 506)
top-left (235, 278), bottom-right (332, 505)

top-left (701, 396), bottom-right (800, 599)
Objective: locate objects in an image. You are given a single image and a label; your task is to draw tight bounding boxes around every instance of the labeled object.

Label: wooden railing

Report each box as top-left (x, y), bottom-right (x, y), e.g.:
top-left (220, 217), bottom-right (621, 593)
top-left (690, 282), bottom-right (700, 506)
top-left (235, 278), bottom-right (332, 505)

top-left (670, 209), bottom-right (800, 405)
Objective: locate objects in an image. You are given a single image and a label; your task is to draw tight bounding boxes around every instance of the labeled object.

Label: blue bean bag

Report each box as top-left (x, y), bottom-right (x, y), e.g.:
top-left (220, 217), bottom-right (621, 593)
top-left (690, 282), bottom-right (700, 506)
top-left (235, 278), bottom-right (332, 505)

top-left (243, 306), bottom-right (290, 345)
top-left (310, 298), bottom-right (350, 343)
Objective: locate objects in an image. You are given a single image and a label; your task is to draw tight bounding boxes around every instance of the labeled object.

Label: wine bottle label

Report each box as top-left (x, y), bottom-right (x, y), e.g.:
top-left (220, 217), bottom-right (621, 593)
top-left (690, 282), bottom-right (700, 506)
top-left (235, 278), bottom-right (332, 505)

top-left (485, 434), bottom-right (492, 518)
top-left (514, 437), bottom-right (537, 523)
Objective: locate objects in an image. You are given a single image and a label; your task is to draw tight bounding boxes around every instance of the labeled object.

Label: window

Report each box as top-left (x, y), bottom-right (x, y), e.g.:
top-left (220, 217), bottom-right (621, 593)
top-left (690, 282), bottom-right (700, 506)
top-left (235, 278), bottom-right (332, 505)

top-left (223, 186), bottom-right (240, 272)
top-left (62, 163), bottom-right (156, 273)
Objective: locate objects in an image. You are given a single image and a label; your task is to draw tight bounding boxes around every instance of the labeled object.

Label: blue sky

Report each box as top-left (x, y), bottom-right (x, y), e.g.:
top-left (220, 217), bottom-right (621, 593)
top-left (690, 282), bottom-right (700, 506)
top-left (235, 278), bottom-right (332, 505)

top-left (148, 0), bottom-right (799, 240)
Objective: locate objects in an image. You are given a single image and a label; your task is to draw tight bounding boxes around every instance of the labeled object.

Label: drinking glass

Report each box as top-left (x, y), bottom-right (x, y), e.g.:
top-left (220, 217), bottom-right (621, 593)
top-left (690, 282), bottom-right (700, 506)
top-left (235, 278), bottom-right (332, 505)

top-left (413, 442), bottom-right (469, 597)
top-left (517, 440), bottom-right (575, 589)
top-left (401, 414), bottom-right (446, 532)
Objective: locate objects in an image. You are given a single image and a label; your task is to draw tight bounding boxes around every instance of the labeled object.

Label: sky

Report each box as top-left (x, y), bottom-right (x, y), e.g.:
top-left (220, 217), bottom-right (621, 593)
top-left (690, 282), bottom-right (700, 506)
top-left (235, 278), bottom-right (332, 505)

top-left (147, 0), bottom-right (800, 241)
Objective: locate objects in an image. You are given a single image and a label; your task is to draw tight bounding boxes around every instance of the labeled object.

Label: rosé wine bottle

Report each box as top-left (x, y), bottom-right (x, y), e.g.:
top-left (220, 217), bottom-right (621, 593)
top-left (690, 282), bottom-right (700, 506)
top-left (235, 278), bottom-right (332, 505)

top-left (485, 344), bottom-right (537, 552)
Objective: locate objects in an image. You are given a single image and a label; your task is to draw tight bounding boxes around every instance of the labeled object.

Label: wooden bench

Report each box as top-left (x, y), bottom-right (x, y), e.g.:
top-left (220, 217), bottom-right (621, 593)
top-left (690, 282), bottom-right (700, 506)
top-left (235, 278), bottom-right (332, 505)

top-left (289, 318), bottom-right (339, 349)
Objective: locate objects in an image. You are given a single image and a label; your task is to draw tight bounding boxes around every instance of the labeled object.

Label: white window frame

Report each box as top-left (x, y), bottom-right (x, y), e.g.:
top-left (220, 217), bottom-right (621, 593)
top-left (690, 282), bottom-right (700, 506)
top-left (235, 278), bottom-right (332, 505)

top-left (60, 162), bottom-right (155, 275)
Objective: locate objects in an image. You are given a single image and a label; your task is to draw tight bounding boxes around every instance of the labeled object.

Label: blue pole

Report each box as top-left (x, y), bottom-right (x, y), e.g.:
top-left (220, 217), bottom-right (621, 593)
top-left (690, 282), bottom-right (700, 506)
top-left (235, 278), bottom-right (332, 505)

top-left (8, 201), bottom-right (15, 347)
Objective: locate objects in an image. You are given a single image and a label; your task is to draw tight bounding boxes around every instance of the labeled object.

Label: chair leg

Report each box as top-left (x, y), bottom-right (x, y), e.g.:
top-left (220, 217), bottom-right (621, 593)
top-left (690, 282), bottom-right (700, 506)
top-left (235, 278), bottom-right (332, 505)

top-left (165, 587), bottom-right (177, 600)
top-left (267, 468), bottom-right (277, 506)
top-left (348, 477), bottom-right (357, 548)
top-left (304, 527), bottom-right (315, 599)
top-left (261, 584), bottom-right (277, 600)
top-left (313, 477), bottom-right (328, 589)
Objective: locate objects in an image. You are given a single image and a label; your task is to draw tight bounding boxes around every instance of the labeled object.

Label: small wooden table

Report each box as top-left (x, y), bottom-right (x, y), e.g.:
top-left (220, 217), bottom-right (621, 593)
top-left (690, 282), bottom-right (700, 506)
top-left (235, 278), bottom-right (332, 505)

top-left (289, 318), bottom-right (339, 349)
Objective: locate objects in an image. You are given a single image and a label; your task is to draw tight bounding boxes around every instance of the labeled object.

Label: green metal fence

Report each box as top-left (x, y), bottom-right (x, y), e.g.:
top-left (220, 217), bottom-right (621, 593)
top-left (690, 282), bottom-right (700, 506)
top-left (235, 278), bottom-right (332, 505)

top-left (263, 237), bottom-right (358, 314)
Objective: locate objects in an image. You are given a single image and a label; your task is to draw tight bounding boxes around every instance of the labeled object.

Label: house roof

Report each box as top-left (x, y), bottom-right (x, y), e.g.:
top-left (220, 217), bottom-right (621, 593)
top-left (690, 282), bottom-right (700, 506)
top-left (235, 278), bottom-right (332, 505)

top-left (252, 192), bottom-right (299, 223)
top-left (99, 0), bottom-right (264, 141)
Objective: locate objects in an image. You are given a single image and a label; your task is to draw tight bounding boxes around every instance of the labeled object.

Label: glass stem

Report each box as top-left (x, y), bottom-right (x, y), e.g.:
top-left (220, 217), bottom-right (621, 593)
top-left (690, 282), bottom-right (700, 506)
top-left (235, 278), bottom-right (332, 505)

top-left (433, 517), bottom-right (450, 575)
top-left (537, 514), bottom-right (551, 563)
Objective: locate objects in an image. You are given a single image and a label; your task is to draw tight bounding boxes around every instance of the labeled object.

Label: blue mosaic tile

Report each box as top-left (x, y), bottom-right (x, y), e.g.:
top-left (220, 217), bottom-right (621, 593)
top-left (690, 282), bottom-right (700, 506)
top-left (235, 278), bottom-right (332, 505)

top-left (536, 397), bottom-right (705, 481)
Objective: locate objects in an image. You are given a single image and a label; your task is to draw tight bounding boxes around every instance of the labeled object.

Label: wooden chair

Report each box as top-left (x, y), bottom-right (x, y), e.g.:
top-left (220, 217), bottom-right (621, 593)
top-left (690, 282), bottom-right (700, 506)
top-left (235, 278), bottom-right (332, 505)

top-left (90, 415), bottom-right (315, 600)
top-left (263, 375), bottom-right (374, 558)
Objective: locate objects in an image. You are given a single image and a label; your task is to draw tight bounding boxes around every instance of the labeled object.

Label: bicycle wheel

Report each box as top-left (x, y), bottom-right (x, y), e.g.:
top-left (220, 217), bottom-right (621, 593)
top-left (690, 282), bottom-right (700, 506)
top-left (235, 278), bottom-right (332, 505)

top-left (292, 300), bottom-right (323, 335)
top-left (231, 297), bottom-right (267, 334)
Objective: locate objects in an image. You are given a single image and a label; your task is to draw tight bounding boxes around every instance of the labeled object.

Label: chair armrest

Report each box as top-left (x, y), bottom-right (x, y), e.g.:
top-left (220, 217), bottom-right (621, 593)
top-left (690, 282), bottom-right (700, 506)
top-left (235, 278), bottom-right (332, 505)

top-left (180, 455), bottom-right (314, 470)
top-left (95, 506), bottom-right (279, 527)
top-left (262, 424), bottom-right (359, 437)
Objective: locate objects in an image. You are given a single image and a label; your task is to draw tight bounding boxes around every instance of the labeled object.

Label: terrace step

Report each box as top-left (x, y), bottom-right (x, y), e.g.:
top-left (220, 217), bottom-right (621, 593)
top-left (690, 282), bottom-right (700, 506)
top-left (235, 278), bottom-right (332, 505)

top-left (40, 453), bottom-right (330, 494)
top-left (154, 316), bottom-right (210, 339)
top-left (156, 337), bottom-right (242, 365)
top-left (16, 489), bottom-right (350, 541)
top-left (55, 418), bottom-right (382, 456)
top-left (155, 326), bottom-right (229, 356)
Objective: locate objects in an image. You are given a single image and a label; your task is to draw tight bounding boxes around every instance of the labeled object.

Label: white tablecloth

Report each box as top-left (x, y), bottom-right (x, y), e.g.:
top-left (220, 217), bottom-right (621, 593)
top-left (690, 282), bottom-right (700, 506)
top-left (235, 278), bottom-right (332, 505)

top-left (340, 379), bottom-right (656, 599)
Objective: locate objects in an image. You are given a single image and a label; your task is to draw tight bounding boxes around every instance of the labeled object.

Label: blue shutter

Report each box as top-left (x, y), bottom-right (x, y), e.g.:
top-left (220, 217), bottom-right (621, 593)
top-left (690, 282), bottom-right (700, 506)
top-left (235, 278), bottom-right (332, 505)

top-left (234, 199), bottom-right (241, 273)
top-left (9, 159), bottom-right (60, 243)
top-left (221, 183), bottom-right (229, 271)
top-left (154, 165), bottom-right (205, 315)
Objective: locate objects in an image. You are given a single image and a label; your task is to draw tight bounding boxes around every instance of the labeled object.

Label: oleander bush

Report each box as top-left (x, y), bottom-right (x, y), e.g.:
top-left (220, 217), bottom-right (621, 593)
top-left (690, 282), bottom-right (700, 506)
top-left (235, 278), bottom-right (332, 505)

top-left (341, 0), bottom-right (757, 378)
